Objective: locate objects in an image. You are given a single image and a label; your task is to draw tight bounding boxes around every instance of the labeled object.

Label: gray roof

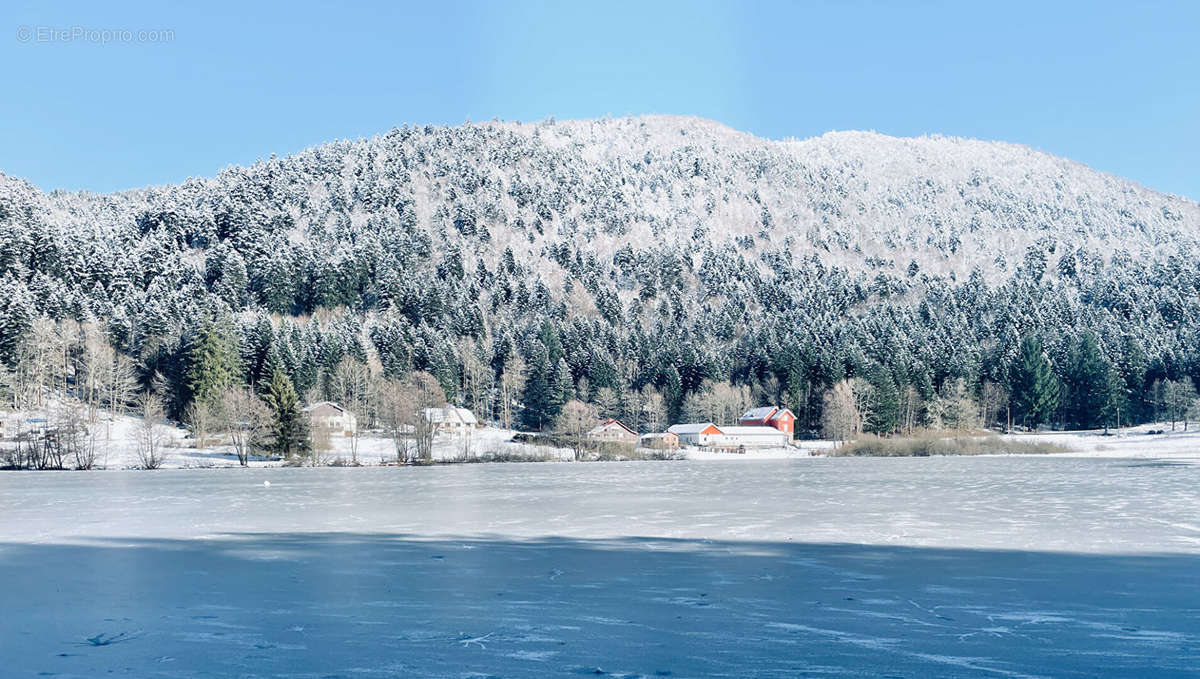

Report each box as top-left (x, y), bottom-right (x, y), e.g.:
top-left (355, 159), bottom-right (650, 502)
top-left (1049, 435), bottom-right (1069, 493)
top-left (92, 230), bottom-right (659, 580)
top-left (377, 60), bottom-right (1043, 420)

top-left (303, 401), bottom-right (345, 413)
top-left (667, 423), bottom-right (720, 435)
top-left (423, 405), bottom-right (478, 425)
top-left (740, 406), bottom-right (777, 420)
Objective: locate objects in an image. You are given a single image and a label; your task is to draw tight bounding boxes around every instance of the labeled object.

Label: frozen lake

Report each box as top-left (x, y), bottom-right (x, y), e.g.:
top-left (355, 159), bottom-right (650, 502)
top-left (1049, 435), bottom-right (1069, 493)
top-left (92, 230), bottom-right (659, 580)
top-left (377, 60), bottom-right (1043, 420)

top-left (1, 457), bottom-right (1198, 678)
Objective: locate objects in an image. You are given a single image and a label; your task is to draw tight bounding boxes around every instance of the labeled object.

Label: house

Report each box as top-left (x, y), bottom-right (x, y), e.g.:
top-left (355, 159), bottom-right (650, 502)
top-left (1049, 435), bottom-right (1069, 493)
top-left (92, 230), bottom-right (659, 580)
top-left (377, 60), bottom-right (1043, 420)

top-left (739, 406), bottom-right (795, 435)
top-left (667, 418), bottom-right (790, 450)
top-left (713, 425), bottom-right (790, 449)
top-left (667, 422), bottom-right (723, 446)
top-left (423, 405), bottom-right (479, 434)
top-left (303, 401), bottom-right (357, 436)
top-left (639, 432), bottom-right (679, 450)
top-left (587, 419), bottom-right (638, 445)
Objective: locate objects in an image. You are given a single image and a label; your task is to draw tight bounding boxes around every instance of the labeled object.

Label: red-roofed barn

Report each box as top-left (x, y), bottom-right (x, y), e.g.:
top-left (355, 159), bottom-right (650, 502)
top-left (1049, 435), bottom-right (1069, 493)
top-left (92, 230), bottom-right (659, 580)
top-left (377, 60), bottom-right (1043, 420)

top-left (738, 407), bottom-right (795, 435)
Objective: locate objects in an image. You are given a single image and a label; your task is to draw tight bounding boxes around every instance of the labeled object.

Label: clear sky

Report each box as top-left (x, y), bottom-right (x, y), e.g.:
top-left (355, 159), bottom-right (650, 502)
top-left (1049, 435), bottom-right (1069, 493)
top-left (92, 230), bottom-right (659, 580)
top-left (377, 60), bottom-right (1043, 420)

top-left (3, 0), bottom-right (1198, 199)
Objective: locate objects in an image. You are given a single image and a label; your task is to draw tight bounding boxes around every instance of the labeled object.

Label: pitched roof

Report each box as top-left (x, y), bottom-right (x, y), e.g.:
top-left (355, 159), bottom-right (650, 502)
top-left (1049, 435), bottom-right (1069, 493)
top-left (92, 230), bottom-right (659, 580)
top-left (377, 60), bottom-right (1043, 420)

top-left (303, 401), bottom-right (345, 413)
top-left (740, 406), bottom-right (778, 420)
top-left (423, 405), bottom-right (479, 425)
top-left (667, 423), bottom-right (721, 435)
top-left (588, 419), bottom-right (636, 436)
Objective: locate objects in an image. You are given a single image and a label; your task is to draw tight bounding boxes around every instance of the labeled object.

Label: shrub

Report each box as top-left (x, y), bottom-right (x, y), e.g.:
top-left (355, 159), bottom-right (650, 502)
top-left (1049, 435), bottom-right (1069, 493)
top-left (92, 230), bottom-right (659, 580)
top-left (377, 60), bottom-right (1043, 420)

top-left (832, 431), bottom-right (1068, 457)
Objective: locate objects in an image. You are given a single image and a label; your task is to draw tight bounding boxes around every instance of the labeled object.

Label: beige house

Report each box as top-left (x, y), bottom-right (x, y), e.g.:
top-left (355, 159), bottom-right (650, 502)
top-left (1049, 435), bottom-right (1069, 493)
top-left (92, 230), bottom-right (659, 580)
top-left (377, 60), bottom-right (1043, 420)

top-left (423, 405), bottom-right (479, 434)
top-left (587, 419), bottom-right (638, 445)
top-left (303, 401), bottom-right (357, 436)
top-left (639, 432), bottom-right (679, 450)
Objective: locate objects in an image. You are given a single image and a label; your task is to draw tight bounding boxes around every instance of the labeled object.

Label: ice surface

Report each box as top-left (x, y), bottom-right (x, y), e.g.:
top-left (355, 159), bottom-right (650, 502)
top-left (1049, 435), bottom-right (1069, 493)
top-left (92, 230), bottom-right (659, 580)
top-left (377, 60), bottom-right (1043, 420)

top-left (1, 457), bottom-right (1198, 677)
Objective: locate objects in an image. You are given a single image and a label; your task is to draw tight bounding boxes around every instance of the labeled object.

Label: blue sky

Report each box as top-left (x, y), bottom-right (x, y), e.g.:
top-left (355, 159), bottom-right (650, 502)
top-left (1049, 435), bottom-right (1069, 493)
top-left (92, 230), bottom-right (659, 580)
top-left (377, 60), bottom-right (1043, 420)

top-left (3, 0), bottom-right (1198, 199)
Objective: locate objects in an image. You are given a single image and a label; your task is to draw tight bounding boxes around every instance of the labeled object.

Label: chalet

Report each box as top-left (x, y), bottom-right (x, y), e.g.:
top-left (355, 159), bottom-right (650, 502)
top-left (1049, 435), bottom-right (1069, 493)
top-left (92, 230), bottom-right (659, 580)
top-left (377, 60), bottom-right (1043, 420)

top-left (303, 401), bottom-right (357, 436)
top-left (423, 405), bottom-right (479, 434)
top-left (739, 406), bottom-right (795, 435)
top-left (667, 422), bottom-right (722, 446)
top-left (587, 419), bottom-right (638, 445)
top-left (714, 425), bottom-right (789, 449)
top-left (639, 432), bottom-right (680, 450)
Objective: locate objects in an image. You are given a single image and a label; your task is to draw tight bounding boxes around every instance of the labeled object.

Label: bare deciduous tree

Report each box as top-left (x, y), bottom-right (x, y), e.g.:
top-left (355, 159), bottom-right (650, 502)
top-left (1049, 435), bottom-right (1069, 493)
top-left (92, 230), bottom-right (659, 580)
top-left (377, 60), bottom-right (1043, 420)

top-left (378, 377), bottom-right (416, 462)
top-left (310, 422), bottom-right (333, 466)
top-left (331, 356), bottom-right (370, 464)
top-left (220, 386), bottom-right (268, 466)
top-left (822, 378), bottom-right (873, 445)
top-left (1155, 379), bottom-right (1198, 431)
top-left (980, 381), bottom-right (1009, 430)
top-left (641, 390), bottom-right (667, 432)
top-left (27, 318), bottom-right (63, 407)
top-left (135, 393), bottom-right (170, 469)
top-left (593, 386), bottom-right (619, 420)
top-left (54, 401), bottom-right (97, 470)
top-left (185, 399), bottom-right (216, 450)
top-left (459, 339), bottom-right (491, 423)
top-left (929, 378), bottom-right (980, 431)
top-left (100, 348), bottom-right (137, 415)
top-left (498, 355), bottom-right (525, 430)
top-left (409, 372), bottom-right (445, 463)
top-left (622, 387), bottom-right (646, 432)
top-left (557, 399), bottom-right (599, 461)
top-left (680, 381), bottom-right (753, 426)
top-left (377, 372), bottom-right (444, 463)
top-left (899, 385), bottom-right (922, 434)
top-left (76, 323), bottom-right (106, 413)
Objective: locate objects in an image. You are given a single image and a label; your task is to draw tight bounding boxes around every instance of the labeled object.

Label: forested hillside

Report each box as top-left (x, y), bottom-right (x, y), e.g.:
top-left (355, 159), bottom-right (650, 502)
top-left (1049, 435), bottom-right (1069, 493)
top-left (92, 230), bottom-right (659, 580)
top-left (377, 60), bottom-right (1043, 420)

top-left (2, 115), bottom-right (1199, 439)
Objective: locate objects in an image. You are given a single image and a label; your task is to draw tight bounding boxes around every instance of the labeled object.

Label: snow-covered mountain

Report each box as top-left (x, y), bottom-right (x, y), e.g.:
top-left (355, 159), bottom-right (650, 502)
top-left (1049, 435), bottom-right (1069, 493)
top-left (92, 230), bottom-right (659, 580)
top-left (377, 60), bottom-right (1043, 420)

top-left (1, 115), bottom-right (1198, 430)
top-left (5, 115), bottom-right (1198, 285)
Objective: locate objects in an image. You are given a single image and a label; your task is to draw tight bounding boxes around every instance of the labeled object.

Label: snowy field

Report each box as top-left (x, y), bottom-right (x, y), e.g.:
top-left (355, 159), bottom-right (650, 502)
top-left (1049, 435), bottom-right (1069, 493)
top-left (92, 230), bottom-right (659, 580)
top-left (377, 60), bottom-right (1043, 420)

top-left (1, 457), bottom-right (1198, 678)
top-left (1008, 425), bottom-right (1200, 460)
top-left (6, 407), bottom-right (1200, 468)
top-left (0, 411), bottom-right (575, 469)
top-left (682, 424), bottom-right (1200, 462)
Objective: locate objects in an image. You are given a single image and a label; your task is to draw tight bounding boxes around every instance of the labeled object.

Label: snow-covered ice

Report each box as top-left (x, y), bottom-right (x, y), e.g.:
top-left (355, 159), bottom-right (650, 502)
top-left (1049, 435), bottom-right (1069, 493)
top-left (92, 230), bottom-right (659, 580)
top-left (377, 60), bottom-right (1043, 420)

top-left (1, 457), bottom-right (1198, 677)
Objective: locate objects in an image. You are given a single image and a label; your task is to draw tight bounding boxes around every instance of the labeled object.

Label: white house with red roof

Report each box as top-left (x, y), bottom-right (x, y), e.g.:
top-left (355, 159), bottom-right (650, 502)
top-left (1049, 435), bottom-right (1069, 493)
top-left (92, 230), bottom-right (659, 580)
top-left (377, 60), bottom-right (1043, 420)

top-left (666, 421), bottom-right (789, 449)
top-left (667, 422), bottom-right (722, 446)
top-left (664, 406), bottom-right (795, 451)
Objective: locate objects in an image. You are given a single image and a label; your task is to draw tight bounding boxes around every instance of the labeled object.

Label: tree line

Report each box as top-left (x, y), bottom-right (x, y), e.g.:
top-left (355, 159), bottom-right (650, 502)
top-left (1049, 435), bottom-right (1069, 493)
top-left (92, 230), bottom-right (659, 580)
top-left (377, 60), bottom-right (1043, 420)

top-left (2, 307), bottom-right (1197, 470)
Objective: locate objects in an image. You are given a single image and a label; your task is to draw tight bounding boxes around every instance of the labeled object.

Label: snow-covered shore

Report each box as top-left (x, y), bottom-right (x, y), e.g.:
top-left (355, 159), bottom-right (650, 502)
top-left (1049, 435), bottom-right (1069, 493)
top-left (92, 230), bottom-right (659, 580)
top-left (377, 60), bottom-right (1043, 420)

top-left (0, 410), bottom-right (577, 470)
top-left (1001, 424), bottom-right (1200, 460)
top-left (4, 408), bottom-right (1199, 470)
top-left (682, 424), bottom-right (1200, 462)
